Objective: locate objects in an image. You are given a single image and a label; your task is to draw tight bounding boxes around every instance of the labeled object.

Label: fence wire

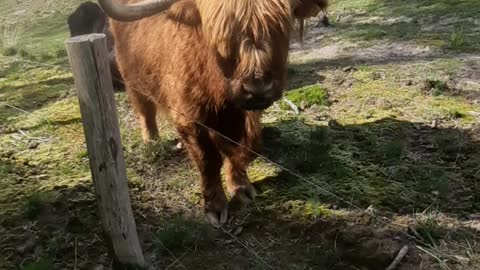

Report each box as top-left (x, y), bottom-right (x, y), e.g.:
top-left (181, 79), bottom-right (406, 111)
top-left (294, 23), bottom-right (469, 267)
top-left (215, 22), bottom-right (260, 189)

top-left (0, 53), bottom-right (456, 269)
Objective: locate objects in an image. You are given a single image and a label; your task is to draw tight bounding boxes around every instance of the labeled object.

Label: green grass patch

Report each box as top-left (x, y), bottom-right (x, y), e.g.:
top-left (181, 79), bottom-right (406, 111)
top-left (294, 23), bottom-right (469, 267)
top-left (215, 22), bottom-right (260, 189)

top-left (415, 213), bottom-right (449, 245)
top-left (329, 0), bottom-right (480, 52)
top-left (2, 47), bottom-right (17, 56)
top-left (141, 139), bottom-right (172, 164)
top-left (423, 79), bottom-right (450, 97)
top-left (22, 193), bottom-right (50, 220)
top-left (20, 258), bottom-right (53, 270)
top-left (284, 84), bottom-right (329, 108)
top-left (450, 25), bottom-right (466, 50)
top-left (382, 139), bottom-right (405, 162)
top-left (287, 66), bottom-right (322, 90)
top-left (418, 96), bottom-right (477, 122)
top-left (156, 215), bottom-right (208, 253)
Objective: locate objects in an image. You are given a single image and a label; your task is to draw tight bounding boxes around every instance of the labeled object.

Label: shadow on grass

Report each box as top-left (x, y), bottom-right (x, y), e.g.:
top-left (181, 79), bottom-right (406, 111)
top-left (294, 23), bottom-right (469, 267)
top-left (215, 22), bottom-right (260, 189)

top-left (1, 115), bottom-right (479, 269)
top-left (330, 0), bottom-right (480, 52)
top-left (256, 117), bottom-right (480, 216)
top-left (0, 65), bottom-right (72, 123)
top-left (0, 85), bottom-right (65, 123)
top-left (288, 50), bottom-right (459, 72)
top-left (287, 66), bottom-right (326, 90)
top-left (4, 176), bottom-right (477, 270)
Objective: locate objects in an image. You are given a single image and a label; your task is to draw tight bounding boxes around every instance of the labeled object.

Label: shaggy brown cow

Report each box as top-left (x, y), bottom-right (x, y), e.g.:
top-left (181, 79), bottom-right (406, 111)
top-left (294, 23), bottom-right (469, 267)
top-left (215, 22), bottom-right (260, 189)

top-left (294, 0), bottom-right (330, 42)
top-left (98, 0), bottom-right (326, 226)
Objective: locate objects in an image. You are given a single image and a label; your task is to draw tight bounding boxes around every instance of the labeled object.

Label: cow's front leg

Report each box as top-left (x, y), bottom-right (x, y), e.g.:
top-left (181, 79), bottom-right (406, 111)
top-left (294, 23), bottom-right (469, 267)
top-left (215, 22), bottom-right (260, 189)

top-left (224, 156), bottom-right (257, 206)
top-left (177, 126), bottom-right (227, 227)
top-left (218, 112), bottom-right (262, 207)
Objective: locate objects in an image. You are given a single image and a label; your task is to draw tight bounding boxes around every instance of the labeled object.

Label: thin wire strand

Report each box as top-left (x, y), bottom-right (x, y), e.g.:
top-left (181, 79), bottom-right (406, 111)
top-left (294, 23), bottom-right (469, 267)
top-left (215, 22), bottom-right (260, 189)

top-left (164, 245), bottom-right (195, 270)
top-left (0, 55), bottom-right (70, 70)
top-left (155, 240), bottom-right (189, 270)
top-left (220, 227), bottom-right (274, 269)
top-left (1, 102), bottom-right (35, 115)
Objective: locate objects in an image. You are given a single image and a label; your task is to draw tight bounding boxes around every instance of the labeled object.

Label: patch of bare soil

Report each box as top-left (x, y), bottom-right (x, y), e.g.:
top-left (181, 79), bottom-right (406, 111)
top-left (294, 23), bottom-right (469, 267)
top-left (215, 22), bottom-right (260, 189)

top-left (453, 57), bottom-right (480, 103)
top-left (290, 39), bottom-right (437, 66)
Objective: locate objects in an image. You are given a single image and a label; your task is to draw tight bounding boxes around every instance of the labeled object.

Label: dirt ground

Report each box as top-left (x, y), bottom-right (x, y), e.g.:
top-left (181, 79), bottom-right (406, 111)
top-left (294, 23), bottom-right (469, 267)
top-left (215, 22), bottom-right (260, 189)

top-left (1, 0), bottom-right (480, 269)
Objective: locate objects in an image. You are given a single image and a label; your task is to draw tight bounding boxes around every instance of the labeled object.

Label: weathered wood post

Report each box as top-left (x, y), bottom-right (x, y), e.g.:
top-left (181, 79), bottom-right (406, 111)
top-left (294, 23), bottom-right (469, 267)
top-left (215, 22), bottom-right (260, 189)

top-left (65, 34), bottom-right (145, 269)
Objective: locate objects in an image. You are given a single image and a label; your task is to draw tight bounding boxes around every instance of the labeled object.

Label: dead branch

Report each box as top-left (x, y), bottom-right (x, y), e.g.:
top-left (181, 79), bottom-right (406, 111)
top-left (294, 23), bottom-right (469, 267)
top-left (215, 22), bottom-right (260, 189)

top-left (386, 245), bottom-right (409, 270)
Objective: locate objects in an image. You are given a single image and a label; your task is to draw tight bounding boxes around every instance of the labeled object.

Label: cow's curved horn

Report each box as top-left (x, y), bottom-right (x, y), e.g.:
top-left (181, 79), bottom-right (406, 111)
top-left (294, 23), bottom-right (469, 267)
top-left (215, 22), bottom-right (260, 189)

top-left (98, 0), bottom-right (177, 22)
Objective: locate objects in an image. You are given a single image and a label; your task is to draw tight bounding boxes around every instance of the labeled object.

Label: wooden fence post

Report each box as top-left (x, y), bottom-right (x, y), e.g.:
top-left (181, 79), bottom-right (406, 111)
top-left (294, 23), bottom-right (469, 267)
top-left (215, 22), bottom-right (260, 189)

top-left (65, 34), bottom-right (145, 269)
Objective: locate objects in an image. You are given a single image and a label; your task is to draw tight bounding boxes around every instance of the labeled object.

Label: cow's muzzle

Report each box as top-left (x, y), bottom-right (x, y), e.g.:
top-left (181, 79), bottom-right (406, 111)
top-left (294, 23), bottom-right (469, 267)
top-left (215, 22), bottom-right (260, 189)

top-left (240, 78), bottom-right (282, 110)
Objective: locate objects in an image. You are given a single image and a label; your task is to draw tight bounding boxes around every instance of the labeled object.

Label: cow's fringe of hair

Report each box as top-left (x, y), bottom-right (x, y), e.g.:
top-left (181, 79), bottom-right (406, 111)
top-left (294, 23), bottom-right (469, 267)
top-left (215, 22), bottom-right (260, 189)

top-left (196, 0), bottom-right (292, 61)
top-left (171, 0), bottom-right (329, 66)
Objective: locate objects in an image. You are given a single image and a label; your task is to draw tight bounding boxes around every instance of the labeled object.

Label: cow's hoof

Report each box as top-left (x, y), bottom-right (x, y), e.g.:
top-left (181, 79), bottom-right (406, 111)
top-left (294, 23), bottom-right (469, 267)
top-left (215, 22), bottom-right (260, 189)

top-left (205, 206), bottom-right (228, 228)
top-left (230, 185), bottom-right (257, 206)
top-left (204, 189), bottom-right (228, 228)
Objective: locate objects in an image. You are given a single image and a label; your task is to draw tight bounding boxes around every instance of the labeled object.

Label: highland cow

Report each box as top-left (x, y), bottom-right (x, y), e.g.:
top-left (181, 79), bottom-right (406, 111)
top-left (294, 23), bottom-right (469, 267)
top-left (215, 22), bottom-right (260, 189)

top-left (98, 0), bottom-right (326, 226)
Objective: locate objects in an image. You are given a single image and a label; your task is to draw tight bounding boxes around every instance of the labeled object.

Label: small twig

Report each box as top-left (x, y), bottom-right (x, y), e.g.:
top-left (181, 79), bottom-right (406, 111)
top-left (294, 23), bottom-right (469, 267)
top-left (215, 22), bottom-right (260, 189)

top-left (220, 227), bottom-right (273, 269)
top-left (468, 111), bottom-right (480, 117)
top-left (282, 98), bottom-right (300, 114)
top-left (415, 245), bottom-right (451, 270)
top-left (18, 129), bottom-right (51, 142)
top-left (251, 235), bottom-right (267, 250)
top-left (165, 244), bottom-right (195, 270)
top-left (452, 129), bottom-right (465, 168)
top-left (386, 245), bottom-right (409, 270)
top-left (408, 226), bottom-right (427, 243)
top-left (2, 103), bottom-right (32, 115)
top-left (153, 239), bottom-right (188, 269)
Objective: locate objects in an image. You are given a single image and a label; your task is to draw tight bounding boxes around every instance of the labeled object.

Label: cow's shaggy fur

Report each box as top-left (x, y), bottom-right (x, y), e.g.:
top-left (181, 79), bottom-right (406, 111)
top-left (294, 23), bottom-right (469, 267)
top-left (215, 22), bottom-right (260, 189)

top-left (108, 0), bottom-right (325, 225)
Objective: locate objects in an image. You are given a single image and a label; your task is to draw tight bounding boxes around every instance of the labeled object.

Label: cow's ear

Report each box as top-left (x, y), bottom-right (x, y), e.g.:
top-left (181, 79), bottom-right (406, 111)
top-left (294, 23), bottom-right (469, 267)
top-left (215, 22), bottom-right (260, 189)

top-left (292, 0), bottom-right (328, 19)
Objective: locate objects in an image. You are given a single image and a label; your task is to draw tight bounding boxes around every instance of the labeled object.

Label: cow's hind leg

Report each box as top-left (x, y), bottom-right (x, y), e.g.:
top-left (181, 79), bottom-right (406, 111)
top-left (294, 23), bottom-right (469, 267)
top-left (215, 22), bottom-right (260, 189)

top-left (127, 90), bottom-right (159, 143)
top-left (177, 125), bottom-right (227, 227)
top-left (218, 112), bottom-right (262, 207)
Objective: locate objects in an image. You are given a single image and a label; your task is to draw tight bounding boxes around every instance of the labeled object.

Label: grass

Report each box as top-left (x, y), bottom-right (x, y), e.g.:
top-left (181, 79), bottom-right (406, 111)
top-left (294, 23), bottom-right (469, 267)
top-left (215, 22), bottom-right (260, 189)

top-left (2, 47), bottom-right (17, 56)
top-left (322, 0), bottom-right (480, 52)
top-left (141, 139), bottom-right (173, 164)
top-left (22, 193), bottom-right (49, 220)
top-left (0, 22), bottom-right (18, 49)
top-left (155, 215), bottom-right (208, 253)
top-left (423, 79), bottom-right (451, 96)
top-left (416, 213), bottom-right (449, 245)
top-left (450, 25), bottom-right (466, 50)
top-left (284, 84), bottom-right (329, 108)
top-left (20, 258), bottom-right (53, 270)
top-left (0, 0), bottom-right (480, 269)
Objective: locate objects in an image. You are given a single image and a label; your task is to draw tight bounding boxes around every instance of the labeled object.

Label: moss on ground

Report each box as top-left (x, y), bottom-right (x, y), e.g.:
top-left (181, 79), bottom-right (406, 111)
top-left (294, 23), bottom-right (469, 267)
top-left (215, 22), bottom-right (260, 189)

top-left (284, 84), bottom-right (329, 108)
